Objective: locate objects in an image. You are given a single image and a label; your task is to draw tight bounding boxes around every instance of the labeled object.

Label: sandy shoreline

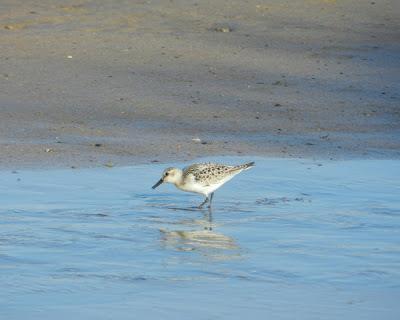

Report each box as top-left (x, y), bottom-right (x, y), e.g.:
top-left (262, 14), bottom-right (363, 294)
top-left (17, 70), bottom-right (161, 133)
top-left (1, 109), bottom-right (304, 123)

top-left (1, 0), bottom-right (399, 169)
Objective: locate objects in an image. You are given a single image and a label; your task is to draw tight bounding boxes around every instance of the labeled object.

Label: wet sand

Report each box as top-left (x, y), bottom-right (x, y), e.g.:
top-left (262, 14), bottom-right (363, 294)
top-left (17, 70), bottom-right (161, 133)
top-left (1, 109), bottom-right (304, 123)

top-left (1, 0), bottom-right (399, 168)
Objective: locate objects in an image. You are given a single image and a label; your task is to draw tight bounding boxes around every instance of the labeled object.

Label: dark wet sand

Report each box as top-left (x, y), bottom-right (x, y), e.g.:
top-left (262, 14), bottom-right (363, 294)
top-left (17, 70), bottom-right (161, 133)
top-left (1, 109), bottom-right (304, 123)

top-left (1, 0), bottom-right (399, 168)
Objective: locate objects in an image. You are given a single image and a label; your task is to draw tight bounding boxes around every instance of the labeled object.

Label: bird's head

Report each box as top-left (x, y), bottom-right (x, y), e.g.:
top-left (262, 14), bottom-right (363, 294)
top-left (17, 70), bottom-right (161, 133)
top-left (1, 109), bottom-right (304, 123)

top-left (152, 167), bottom-right (182, 189)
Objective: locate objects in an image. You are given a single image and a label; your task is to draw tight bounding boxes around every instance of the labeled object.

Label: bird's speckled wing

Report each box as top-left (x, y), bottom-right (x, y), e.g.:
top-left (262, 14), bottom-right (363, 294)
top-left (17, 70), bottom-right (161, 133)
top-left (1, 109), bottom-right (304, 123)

top-left (182, 163), bottom-right (237, 186)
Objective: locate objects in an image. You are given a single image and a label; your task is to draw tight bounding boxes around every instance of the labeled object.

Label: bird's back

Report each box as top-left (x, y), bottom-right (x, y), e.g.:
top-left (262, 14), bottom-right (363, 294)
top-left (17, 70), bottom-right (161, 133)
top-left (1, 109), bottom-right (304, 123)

top-left (182, 162), bottom-right (254, 189)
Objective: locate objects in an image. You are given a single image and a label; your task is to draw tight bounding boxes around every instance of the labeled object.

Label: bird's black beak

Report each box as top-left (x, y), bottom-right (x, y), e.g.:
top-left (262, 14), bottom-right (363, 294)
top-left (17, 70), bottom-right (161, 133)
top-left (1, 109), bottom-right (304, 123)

top-left (152, 178), bottom-right (164, 189)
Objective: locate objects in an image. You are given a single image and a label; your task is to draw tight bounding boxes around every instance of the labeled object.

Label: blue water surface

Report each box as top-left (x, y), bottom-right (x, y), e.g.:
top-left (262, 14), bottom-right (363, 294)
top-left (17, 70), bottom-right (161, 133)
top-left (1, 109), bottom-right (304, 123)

top-left (0, 157), bottom-right (399, 319)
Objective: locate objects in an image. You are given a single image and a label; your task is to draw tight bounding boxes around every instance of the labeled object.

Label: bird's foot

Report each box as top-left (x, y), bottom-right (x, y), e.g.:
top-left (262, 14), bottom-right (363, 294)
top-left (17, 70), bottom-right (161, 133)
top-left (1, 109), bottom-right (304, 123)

top-left (198, 198), bottom-right (209, 209)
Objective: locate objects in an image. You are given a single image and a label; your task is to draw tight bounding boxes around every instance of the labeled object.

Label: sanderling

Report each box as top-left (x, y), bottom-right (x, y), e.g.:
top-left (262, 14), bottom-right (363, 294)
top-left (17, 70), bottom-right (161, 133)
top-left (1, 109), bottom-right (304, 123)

top-left (152, 161), bottom-right (255, 208)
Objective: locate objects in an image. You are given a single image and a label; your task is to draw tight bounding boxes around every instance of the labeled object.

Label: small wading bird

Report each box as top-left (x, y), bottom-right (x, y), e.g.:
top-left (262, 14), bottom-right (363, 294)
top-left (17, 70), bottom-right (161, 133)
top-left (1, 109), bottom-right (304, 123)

top-left (152, 162), bottom-right (255, 208)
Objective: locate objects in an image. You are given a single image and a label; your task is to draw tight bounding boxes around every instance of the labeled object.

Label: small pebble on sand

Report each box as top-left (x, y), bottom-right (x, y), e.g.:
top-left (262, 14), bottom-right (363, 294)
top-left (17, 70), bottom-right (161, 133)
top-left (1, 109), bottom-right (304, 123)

top-left (215, 27), bottom-right (231, 33)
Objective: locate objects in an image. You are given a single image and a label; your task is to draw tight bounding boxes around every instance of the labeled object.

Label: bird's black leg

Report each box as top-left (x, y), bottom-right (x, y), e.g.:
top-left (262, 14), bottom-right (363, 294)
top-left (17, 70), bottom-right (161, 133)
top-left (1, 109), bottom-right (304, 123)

top-left (205, 208), bottom-right (213, 231)
top-left (207, 192), bottom-right (215, 209)
top-left (198, 196), bottom-right (209, 209)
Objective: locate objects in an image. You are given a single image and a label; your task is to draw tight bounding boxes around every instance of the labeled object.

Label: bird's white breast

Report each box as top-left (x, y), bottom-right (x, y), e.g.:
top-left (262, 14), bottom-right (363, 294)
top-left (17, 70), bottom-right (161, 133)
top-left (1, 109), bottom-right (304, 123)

top-left (176, 173), bottom-right (236, 196)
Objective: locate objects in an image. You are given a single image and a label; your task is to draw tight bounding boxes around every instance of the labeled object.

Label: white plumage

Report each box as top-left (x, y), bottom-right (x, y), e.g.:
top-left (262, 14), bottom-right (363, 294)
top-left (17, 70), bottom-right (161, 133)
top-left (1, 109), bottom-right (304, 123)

top-left (152, 162), bottom-right (255, 208)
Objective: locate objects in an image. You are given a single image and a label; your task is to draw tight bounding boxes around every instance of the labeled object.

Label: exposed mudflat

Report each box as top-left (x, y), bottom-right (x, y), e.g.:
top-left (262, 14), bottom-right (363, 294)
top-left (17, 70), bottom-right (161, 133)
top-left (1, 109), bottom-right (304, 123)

top-left (1, 0), bottom-right (399, 169)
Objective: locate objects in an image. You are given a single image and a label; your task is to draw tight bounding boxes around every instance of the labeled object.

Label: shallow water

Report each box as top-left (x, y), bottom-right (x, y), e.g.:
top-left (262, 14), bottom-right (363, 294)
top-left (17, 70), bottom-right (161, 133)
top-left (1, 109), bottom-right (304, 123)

top-left (1, 157), bottom-right (399, 319)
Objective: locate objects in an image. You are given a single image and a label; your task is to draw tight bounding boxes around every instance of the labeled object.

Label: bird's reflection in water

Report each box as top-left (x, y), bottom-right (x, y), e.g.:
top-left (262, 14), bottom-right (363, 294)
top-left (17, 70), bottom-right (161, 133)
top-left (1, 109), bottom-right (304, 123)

top-left (159, 208), bottom-right (241, 260)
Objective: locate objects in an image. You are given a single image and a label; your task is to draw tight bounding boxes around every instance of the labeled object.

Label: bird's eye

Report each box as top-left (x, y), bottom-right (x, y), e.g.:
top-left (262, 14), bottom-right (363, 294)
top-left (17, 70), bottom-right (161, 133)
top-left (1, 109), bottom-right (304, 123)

top-left (165, 172), bottom-right (169, 176)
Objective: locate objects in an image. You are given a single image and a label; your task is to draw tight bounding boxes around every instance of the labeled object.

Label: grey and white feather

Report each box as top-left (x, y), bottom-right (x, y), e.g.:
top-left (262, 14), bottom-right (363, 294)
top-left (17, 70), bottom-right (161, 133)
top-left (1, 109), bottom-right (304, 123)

top-left (152, 162), bottom-right (255, 208)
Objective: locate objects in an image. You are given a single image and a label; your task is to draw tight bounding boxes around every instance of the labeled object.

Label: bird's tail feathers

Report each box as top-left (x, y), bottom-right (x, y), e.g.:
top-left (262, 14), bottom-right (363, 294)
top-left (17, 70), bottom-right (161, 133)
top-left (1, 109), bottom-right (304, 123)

top-left (237, 161), bottom-right (255, 171)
